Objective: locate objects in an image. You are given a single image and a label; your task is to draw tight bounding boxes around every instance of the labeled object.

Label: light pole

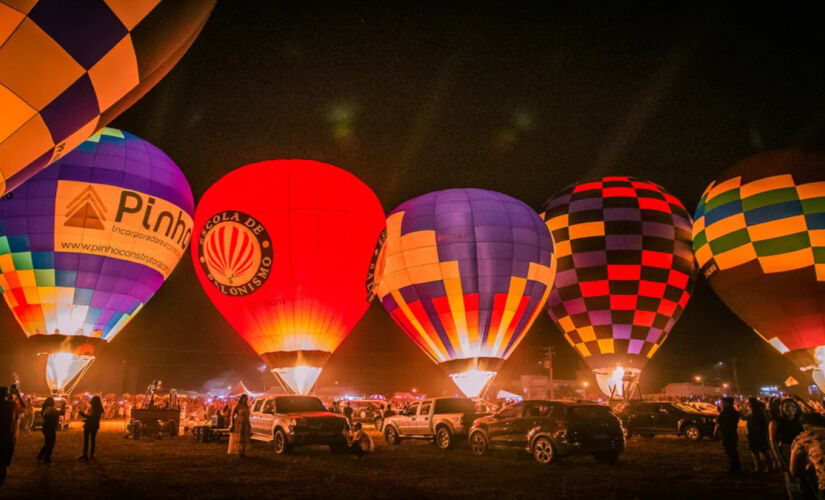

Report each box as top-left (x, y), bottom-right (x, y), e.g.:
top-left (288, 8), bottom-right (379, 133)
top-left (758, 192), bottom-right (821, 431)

top-left (544, 346), bottom-right (555, 399)
top-left (731, 357), bottom-right (741, 395)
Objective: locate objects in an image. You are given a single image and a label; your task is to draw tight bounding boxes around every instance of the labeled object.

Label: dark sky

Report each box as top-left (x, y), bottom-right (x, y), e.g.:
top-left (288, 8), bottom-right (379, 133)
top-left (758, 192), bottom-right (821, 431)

top-left (2, 2), bottom-right (825, 396)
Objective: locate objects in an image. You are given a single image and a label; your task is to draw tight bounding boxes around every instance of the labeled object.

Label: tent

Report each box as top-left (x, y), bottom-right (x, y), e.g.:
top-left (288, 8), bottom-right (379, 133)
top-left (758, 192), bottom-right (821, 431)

top-left (227, 381), bottom-right (261, 398)
top-left (496, 390), bottom-right (523, 401)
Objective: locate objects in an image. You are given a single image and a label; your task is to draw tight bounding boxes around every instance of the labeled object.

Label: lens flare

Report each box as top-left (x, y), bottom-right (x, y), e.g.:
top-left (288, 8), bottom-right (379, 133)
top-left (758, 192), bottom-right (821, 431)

top-left (594, 366), bottom-right (640, 399)
top-left (273, 365), bottom-right (322, 394)
top-left (46, 353), bottom-right (94, 395)
top-left (449, 369), bottom-right (497, 398)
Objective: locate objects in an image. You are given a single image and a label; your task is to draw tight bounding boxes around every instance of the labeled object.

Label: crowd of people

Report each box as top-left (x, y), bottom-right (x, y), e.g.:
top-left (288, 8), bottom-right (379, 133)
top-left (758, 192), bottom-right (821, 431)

top-left (1, 385), bottom-right (104, 488)
top-left (715, 395), bottom-right (825, 499)
top-left (7, 383), bottom-right (825, 498)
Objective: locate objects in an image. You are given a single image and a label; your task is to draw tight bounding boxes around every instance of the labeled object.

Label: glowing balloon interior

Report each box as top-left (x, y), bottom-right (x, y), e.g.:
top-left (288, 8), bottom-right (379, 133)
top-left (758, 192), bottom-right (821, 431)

top-left (693, 151), bottom-right (825, 387)
top-left (0, 0), bottom-right (215, 194)
top-left (376, 188), bottom-right (555, 398)
top-left (449, 370), bottom-right (497, 399)
top-left (46, 352), bottom-right (93, 395)
top-left (192, 160), bottom-right (386, 395)
top-left (0, 127), bottom-right (193, 393)
top-left (543, 177), bottom-right (696, 397)
top-left (274, 366), bottom-right (323, 396)
top-left (593, 366), bottom-right (640, 399)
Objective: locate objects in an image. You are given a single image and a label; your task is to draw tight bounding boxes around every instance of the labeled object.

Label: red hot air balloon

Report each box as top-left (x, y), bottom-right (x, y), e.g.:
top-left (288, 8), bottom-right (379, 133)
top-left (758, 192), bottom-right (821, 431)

top-left (191, 160), bottom-right (386, 394)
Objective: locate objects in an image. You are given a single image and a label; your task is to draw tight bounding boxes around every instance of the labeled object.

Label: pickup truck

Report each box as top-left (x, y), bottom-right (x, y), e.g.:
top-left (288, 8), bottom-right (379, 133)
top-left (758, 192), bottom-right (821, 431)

top-left (249, 394), bottom-right (350, 454)
top-left (383, 397), bottom-right (487, 449)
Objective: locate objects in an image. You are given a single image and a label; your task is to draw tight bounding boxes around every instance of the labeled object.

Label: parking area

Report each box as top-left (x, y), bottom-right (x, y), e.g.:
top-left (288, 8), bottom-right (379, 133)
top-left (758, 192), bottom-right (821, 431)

top-left (1, 423), bottom-right (784, 499)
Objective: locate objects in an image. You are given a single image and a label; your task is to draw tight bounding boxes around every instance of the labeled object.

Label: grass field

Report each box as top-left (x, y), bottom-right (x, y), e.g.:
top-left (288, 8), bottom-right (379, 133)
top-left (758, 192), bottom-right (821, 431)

top-left (1, 422), bottom-right (784, 499)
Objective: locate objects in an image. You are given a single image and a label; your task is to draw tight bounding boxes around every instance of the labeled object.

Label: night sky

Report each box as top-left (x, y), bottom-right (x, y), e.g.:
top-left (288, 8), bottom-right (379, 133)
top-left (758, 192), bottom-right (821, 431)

top-left (2, 3), bottom-right (824, 396)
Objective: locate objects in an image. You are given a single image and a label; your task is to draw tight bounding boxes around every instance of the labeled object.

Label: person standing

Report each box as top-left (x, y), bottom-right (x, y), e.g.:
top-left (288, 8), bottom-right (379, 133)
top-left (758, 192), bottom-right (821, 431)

top-left (0, 385), bottom-right (25, 488)
top-left (716, 397), bottom-right (741, 473)
top-left (343, 402), bottom-right (353, 426)
top-left (37, 397), bottom-right (59, 465)
top-left (790, 412), bottom-right (825, 499)
top-left (744, 397), bottom-right (773, 472)
top-left (20, 399), bottom-right (33, 434)
top-left (227, 395), bottom-right (251, 457)
top-left (79, 396), bottom-right (104, 461)
top-left (220, 404), bottom-right (231, 428)
top-left (772, 398), bottom-right (805, 470)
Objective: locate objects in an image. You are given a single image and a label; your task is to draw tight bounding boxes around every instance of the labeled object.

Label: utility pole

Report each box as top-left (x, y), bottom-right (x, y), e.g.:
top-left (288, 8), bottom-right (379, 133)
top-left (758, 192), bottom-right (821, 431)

top-left (544, 346), bottom-right (555, 399)
top-left (731, 357), bottom-right (741, 396)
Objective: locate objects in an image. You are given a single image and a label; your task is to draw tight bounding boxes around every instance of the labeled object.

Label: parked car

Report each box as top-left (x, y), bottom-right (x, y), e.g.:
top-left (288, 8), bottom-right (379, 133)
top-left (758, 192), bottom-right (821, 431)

top-left (468, 400), bottom-right (625, 464)
top-left (346, 399), bottom-right (387, 428)
top-left (619, 401), bottom-right (717, 441)
top-left (249, 395), bottom-right (349, 454)
top-left (383, 397), bottom-right (488, 449)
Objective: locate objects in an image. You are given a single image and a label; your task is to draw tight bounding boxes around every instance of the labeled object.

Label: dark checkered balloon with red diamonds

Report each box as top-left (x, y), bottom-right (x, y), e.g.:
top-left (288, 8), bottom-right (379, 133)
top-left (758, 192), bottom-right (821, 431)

top-left (542, 176), bottom-right (696, 373)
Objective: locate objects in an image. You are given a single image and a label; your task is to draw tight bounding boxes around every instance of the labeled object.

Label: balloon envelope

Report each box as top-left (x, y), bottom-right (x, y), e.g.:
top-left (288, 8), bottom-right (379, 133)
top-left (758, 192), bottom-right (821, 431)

top-left (191, 160), bottom-right (386, 394)
top-left (0, 0), bottom-right (215, 194)
top-left (543, 177), bottom-right (696, 397)
top-left (0, 127), bottom-right (194, 393)
top-left (376, 188), bottom-right (555, 397)
top-left (693, 151), bottom-right (825, 386)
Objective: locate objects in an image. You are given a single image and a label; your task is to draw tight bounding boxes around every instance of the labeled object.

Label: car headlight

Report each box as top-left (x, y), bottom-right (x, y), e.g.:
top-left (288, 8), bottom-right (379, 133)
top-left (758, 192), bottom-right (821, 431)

top-left (554, 430), bottom-right (568, 443)
top-left (288, 417), bottom-right (305, 430)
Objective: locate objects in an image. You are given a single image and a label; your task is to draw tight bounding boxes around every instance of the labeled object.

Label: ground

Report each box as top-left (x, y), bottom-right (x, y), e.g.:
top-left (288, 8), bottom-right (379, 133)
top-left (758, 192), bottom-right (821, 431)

top-left (1, 422), bottom-right (784, 499)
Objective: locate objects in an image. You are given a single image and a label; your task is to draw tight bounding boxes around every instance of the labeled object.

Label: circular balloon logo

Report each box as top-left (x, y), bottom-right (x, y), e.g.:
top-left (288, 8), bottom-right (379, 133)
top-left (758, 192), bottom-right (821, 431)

top-left (198, 211), bottom-right (272, 296)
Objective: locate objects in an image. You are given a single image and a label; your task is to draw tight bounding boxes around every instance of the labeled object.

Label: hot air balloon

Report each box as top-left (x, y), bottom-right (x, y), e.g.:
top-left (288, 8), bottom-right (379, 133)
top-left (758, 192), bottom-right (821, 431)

top-left (0, 127), bottom-right (193, 394)
top-left (191, 160), bottom-right (386, 394)
top-left (375, 188), bottom-right (556, 398)
top-left (0, 0), bottom-right (215, 195)
top-left (542, 177), bottom-right (696, 398)
top-left (693, 150), bottom-right (825, 389)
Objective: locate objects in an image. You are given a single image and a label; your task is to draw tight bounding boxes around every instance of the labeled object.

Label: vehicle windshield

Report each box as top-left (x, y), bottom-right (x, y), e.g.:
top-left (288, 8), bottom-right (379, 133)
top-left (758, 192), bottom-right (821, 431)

top-left (275, 396), bottom-right (326, 413)
top-left (433, 398), bottom-right (475, 414)
top-left (567, 405), bottom-right (612, 420)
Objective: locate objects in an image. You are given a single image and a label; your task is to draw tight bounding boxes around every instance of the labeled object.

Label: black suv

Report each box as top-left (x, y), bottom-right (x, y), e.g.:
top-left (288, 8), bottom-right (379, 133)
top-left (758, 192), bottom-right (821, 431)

top-left (619, 401), bottom-right (717, 441)
top-left (468, 400), bottom-right (625, 464)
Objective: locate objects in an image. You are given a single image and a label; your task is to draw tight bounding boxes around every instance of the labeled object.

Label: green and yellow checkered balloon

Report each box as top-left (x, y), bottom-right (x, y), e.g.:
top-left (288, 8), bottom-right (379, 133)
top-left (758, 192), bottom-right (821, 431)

top-left (693, 150), bottom-right (825, 372)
